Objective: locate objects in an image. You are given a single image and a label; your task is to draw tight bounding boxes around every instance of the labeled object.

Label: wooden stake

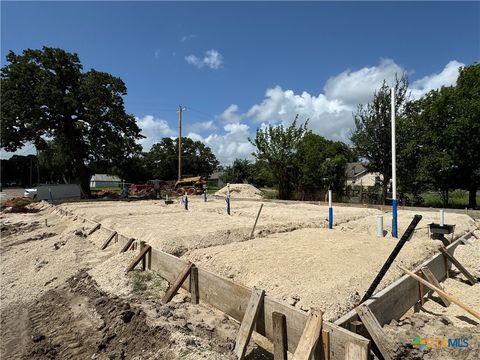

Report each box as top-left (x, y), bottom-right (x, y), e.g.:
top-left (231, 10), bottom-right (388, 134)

top-left (292, 308), bottom-right (323, 360)
top-left (190, 265), bottom-right (199, 305)
top-left (120, 238), bottom-right (134, 253)
top-left (439, 246), bottom-right (477, 285)
top-left (87, 223), bottom-right (101, 236)
top-left (321, 329), bottom-right (330, 360)
top-left (101, 231), bottom-right (117, 250)
top-left (272, 312), bottom-right (287, 360)
top-left (420, 267), bottom-right (451, 306)
top-left (250, 204), bottom-right (264, 239)
top-left (125, 245), bottom-right (152, 273)
top-left (140, 241), bottom-right (146, 270)
top-left (398, 265), bottom-right (480, 320)
top-left (416, 270), bottom-right (425, 306)
top-left (355, 304), bottom-right (393, 360)
top-left (235, 287), bottom-right (265, 359)
top-left (161, 262), bottom-right (193, 304)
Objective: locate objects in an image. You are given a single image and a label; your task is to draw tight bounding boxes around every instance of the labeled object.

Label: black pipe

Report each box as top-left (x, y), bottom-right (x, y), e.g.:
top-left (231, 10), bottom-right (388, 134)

top-left (360, 214), bottom-right (422, 303)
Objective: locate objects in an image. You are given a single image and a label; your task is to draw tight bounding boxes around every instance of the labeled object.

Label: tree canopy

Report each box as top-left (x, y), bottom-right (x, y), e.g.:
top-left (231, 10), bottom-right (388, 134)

top-left (351, 75), bottom-right (409, 203)
top-left (144, 137), bottom-right (219, 180)
top-left (250, 117), bottom-right (309, 199)
top-left (0, 47), bottom-right (143, 195)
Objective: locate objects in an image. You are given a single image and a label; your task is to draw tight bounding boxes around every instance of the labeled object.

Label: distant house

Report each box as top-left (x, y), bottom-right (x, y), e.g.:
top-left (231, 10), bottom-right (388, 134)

top-left (207, 171), bottom-right (225, 188)
top-left (346, 162), bottom-right (382, 187)
top-left (90, 174), bottom-right (121, 188)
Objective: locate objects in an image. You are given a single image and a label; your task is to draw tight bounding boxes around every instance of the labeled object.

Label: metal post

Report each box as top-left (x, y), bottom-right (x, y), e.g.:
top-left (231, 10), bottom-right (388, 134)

top-left (440, 209), bottom-right (444, 226)
top-left (178, 105), bottom-right (185, 182)
top-left (391, 87), bottom-right (398, 238)
top-left (328, 190), bottom-right (333, 229)
top-left (377, 215), bottom-right (384, 238)
top-left (184, 194), bottom-right (188, 210)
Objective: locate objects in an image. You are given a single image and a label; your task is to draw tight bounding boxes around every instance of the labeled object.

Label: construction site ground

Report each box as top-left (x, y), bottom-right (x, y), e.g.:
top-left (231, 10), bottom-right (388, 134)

top-left (1, 197), bottom-right (479, 359)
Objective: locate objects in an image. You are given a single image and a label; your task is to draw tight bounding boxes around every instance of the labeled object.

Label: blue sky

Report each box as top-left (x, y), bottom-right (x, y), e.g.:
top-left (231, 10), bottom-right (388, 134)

top-left (2, 1), bottom-right (479, 163)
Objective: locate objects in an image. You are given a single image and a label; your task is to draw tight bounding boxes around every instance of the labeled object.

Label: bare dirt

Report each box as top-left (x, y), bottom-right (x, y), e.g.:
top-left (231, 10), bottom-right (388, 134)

top-left (214, 184), bottom-right (263, 199)
top-left (188, 210), bottom-right (476, 321)
top-left (58, 198), bottom-right (380, 256)
top-left (0, 205), bottom-right (267, 359)
top-left (384, 230), bottom-right (480, 360)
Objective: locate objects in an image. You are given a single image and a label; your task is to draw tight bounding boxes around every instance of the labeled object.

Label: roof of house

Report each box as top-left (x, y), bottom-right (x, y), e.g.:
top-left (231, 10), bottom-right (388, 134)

top-left (90, 174), bottom-right (121, 182)
top-left (345, 162), bottom-right (368, 179)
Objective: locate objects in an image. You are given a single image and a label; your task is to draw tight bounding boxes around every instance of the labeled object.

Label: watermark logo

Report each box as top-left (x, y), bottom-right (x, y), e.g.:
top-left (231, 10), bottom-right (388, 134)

top-left (411, 336), bottom-right (469, 350)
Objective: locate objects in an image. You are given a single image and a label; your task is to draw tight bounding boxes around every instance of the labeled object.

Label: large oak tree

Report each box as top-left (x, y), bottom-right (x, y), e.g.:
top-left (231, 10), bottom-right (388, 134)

top-left (1, 47), bottom-right (143, 196)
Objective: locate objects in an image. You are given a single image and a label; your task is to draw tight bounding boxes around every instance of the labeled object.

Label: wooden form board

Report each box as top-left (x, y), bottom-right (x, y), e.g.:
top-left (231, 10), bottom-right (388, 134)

top-left (335, 236), bottom-right (466, 330)
top-left (149, 248), bottom-right (369, 360)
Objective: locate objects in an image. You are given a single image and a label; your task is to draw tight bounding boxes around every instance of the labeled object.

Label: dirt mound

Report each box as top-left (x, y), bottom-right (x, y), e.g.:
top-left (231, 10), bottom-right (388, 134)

top-left (214, 184), bottom-right (263, 199)
top-left (1, 197), bottom-right (38, 213)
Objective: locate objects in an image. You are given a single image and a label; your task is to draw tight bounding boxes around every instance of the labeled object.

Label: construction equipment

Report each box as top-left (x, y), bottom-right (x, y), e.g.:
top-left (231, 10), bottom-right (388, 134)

top-left (175, 176), bottom-right (205, 196)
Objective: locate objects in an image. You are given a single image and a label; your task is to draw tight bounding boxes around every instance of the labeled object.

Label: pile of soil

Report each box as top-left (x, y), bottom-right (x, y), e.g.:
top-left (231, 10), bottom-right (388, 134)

top-left (215, 184), bottom-right (263, 199)
top-left (1, 197), bottom-right (38, 213)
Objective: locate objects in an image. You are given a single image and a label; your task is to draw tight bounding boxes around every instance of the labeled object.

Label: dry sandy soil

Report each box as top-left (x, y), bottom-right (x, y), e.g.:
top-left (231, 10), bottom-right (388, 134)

top-left (188, 210), bottom-right (477, 321)
top-left (0, 203), bottom-right (267, 359)
top-left (58, 198), bottom-right (381, 255)
top-left (58, 198), bottom-right (476, 322)
top-left (2, 198), bottom-right (478, 359)
top-left (385, 231), bottom-right (480, 360)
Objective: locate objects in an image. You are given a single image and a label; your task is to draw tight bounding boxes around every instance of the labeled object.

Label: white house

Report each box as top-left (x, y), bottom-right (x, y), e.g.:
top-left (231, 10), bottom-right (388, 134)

top-left (90, 174), bottom-right (121, 188)
top-left (346, 162), bottom-right (382, 187)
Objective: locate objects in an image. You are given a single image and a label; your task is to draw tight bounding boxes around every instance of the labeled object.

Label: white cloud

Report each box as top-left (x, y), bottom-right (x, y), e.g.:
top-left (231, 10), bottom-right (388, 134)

top-left (135, 59), bottom-right (464, 164)
top-left (135, 115), bottom-right (176, 151)
top-left (245, 86), bottom-right (352, 141)
top-left (188, 122), bottom-right (255, 164)
top-left (187, 120), bottom-right (217, 133)
top-left (410, 60), bottom-right (464, 99)
top-left (240, 59), bottom-right (465, 142)
top-left (180, 34), bottom-right (197, 42)
top-left (220, 104), bottom-right (242, 123)
top-left (323, 58), bottom-right (405, 105)
top-left (185, 49), bottom-right (223, 69)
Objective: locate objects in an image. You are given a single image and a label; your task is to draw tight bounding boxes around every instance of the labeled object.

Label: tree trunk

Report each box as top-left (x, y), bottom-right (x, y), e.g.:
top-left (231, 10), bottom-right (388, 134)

top-left (468, 184), bottom-right (477, 209)
top-left (63, 115), bottom-right (91, 197)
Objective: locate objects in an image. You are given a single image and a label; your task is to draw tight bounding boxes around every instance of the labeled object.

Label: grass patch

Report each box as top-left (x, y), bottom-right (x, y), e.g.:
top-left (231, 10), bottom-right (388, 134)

top-left (420, 190), bottom-right (479, 209)
top-left (130, 270), bottom-right (167, 297)
top-left (261, 189), bottom-right (278, 199)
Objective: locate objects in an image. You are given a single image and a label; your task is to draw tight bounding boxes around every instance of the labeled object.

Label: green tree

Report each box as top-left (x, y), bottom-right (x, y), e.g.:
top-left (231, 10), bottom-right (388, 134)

top-left (250, 117), bottom-right (308, 199)
top-left (144, 137), bottom-right (218, 180)
top-left (297, 133), bottom-right (354, 199)
top-left (1, 47), bottom-right (143, 196)
top-left (455, 64), bottom-right (480, 208)
top-left (221, 159), bottom-right (254, 184)
top-left (351, 75), bottom-right (409, 203)
top-left (407, 87), bottom-right (458, 206)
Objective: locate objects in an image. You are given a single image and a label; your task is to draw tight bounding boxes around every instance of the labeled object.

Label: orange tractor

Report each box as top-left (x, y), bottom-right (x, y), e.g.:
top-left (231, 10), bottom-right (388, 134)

top-left (174, 176), bottom-right (206, 196)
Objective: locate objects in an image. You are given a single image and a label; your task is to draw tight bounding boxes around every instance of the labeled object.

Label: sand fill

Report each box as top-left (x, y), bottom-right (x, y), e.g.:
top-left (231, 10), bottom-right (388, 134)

top-left (58, 199), bottom-right (380, 255)
top-left (188, 211), bottom-right (476, 321)
top-left (215, 183), bottom-right (263, 199)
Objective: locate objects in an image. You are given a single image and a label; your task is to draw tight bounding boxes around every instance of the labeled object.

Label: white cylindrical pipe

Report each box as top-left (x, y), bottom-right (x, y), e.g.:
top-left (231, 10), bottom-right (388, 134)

top-left (391, 87), bottom-right (396, 200)
top-left (328, 190), bottom-right (332, 208)
top-left (377, 215), bottom-right (384, 238)
top-left (440, 209), bottom-right (445, 226)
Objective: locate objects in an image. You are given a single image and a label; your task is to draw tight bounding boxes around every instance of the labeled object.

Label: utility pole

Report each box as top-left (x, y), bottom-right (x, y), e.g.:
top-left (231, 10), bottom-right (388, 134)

top-left (178, 105), bottom-right (185, 181)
